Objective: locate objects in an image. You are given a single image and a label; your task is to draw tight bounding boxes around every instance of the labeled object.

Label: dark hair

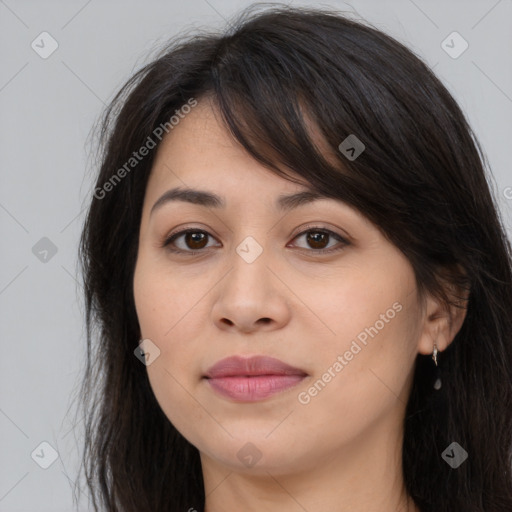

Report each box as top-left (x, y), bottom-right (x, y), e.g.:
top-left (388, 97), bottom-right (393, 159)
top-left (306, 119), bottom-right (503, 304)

top-left (76, 4), bottom-right (512, 511)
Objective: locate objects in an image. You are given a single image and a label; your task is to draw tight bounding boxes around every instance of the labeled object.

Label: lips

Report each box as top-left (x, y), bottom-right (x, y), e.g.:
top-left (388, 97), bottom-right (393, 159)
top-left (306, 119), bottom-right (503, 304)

top-left (204, 355), bottom-right (307, 378)
top-left (203, 355), bottom-right (308, 402)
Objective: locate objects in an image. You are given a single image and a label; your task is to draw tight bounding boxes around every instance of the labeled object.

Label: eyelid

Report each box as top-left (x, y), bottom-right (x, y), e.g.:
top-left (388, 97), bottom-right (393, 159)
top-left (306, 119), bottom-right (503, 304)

top-left (289, 222), bottom-right (349, 243)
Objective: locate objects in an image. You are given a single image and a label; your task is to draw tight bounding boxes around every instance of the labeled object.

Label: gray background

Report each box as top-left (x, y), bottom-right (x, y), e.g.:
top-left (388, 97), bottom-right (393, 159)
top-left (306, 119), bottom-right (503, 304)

top-left (1, 0), bottom-right (511, 510)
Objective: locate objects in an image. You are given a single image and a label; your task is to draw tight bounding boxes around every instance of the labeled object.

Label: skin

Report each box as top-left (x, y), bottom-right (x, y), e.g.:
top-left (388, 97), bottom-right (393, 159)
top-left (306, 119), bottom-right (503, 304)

top-left (133, 98), bottom-right (467, 512)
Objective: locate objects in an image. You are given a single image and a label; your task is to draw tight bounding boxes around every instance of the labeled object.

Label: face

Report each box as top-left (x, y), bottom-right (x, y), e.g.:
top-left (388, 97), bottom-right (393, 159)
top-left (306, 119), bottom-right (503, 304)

top-left (133, 98), bottom-right (429, 477)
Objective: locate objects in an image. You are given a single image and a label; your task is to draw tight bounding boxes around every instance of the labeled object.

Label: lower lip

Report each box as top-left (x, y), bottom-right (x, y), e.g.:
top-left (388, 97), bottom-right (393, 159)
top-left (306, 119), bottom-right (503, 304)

top-left (205, 375), bottom-right (306, 402)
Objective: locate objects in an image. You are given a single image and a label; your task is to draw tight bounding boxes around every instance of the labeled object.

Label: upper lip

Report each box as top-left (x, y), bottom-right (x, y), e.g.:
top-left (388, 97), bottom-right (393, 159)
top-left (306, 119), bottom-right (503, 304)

top-left (204, 355), bottom-right (308, 378)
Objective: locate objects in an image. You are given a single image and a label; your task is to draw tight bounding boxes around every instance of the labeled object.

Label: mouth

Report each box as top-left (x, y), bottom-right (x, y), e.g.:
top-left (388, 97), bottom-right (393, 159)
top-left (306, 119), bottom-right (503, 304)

top-left (203, 355), bottom-right (308, 402)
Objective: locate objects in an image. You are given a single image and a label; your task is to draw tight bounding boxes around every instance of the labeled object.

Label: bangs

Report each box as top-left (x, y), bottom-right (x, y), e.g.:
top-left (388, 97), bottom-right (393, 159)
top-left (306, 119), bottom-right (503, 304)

top-left (201, 12), bottom-right (415, 225)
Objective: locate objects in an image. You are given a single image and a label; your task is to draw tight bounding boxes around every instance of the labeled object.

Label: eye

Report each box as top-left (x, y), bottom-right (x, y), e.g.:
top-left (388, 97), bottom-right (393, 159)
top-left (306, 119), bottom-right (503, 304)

top-left (161, 225), bottom-right (349, 255)
top-left (288, 226), bottom-right (348, 254)
top-left (162, 228), bottom-right (220, 253)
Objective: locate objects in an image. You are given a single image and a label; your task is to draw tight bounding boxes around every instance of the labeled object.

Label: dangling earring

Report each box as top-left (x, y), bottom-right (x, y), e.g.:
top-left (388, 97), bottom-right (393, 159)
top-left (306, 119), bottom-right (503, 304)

top-left (432, 343), bottom-right (442, 390)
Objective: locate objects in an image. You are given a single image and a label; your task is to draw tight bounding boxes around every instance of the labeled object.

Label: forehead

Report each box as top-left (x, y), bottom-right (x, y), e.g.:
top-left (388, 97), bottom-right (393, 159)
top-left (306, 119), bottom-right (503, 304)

top-left (145, 99), bottom-right (314, 201)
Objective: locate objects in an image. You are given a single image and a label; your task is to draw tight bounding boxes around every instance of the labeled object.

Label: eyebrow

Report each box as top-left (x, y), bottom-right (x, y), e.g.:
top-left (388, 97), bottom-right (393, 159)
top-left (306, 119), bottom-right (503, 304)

top-left (149, 186), bottom-right (329, 216)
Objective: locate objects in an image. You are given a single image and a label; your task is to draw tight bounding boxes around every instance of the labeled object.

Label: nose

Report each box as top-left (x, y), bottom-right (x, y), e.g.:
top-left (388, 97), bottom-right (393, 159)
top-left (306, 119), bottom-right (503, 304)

top-left (211, 245), bottom-right (292, 334)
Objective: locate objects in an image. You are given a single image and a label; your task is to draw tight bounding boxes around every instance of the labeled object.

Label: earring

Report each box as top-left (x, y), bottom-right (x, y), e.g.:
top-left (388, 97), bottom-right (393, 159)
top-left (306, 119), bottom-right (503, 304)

top-left (432, 343), bottom-right (442, 390)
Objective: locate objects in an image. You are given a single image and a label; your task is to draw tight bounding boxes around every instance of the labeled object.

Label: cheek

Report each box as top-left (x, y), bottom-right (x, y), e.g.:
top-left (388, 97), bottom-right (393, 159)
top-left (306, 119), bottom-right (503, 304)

top-left (133, 253), bottom-right (206, 341)
top-left (301, 257), bottom-right (419, 405)
top-left (133, 254), bottom-right (210, 403)
top-left (145, 360), bottom-right (215, 456)
top-left (134, 263), bottom-right (210, 447)
top-left (293, 301), bottom-right (418, 454)
top-left (305, 256), bottom-right (416, 350)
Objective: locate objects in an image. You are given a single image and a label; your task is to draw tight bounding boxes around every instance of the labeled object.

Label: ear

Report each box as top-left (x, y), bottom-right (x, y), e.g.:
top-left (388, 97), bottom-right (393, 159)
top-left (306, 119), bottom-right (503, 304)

top-left (417, 270), bottom-right (470, 356)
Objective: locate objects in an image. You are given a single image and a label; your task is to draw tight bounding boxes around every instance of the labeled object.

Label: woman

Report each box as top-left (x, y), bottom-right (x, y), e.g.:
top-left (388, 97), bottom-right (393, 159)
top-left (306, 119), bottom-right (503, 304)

top-left (77, 5), bottom-right (512, 511)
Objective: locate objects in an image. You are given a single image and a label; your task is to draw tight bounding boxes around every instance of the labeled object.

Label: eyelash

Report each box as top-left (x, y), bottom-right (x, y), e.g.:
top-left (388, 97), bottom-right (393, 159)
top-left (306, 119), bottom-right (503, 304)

top-left (160, 224), bottom-right (349, 256)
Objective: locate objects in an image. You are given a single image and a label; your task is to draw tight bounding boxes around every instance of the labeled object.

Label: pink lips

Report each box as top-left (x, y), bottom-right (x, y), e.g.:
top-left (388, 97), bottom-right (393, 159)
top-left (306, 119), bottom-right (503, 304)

top-left (203, 355), bottom-right (307, 402)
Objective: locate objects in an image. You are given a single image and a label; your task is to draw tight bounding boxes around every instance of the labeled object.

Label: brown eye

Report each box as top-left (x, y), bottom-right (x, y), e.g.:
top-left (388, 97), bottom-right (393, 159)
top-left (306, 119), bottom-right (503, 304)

top-left (163, 226), bottom-right (348, 255)
top-left (291, 228), bottom-right (347, 253)
top-left (305, 231), bottom-right (330, 249)
top-left (163, 229), bottom-right (219, 252)
top-left (183, 231), bottom-right (208, 250)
